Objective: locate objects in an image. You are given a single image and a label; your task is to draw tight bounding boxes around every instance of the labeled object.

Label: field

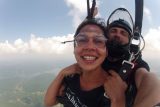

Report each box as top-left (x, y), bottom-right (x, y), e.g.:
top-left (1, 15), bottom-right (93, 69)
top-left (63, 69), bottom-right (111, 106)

top-left (0, 72), bottom-right (63, 107)
top-left (0, 69), bottom-right (159, 107)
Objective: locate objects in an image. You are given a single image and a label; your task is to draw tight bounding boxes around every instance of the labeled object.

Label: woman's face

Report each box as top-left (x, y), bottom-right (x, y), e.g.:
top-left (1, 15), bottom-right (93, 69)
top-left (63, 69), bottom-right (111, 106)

top-left (74, 24), bottom-right (107, 72)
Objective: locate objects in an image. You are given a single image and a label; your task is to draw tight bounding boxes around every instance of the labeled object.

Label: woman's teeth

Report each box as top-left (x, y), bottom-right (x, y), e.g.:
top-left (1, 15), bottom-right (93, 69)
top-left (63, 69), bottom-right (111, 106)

top-left (83, 56), bottom-right (97, 60)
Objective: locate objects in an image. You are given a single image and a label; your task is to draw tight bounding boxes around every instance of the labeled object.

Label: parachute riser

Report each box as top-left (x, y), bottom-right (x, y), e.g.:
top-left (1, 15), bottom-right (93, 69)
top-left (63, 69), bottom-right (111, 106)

top-left (86, 0), bottom-right (96, 19)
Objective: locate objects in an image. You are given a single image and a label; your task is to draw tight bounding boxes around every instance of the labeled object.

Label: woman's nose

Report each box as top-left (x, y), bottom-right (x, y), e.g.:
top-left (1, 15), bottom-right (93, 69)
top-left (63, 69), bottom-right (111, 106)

top-left (85, 40), bottom-right (97, 49)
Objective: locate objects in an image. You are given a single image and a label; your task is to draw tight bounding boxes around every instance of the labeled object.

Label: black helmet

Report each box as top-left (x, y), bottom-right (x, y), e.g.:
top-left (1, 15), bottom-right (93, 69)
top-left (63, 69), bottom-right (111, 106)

top-left (108, 19), bottom-right (132, 36)
top-left (106, 8), bottom-right (134, 39)
top-left (74, 18), bottom-right (106, 38)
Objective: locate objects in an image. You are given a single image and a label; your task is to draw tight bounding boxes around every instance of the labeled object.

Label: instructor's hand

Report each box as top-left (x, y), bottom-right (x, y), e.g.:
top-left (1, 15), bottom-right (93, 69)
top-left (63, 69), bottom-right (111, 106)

top-left (104, 70), bottom-right (127, 106)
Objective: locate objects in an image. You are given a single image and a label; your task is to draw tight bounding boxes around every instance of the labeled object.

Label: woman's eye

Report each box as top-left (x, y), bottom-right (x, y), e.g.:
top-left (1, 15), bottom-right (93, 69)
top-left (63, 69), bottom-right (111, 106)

top-left (95, 39), bottom-right (103, 43)
top-left (77, 37), bottom-right (87, 43)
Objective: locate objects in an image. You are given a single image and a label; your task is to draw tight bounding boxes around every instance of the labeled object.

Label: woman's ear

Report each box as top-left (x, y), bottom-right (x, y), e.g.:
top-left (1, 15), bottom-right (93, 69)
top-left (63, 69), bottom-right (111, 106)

top-left (73, 48), bottom-right (76, 55)
top-left (105, 46), bottom-right (108, 57)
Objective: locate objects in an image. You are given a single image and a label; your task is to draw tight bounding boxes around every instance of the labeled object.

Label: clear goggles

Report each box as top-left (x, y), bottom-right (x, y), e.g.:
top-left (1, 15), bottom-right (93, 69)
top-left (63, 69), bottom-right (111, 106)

top-left (74, 32), bottom-right (107, 48)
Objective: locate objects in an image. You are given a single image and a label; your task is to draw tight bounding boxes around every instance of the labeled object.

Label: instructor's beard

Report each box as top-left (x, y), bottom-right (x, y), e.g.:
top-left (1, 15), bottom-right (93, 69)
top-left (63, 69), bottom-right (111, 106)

top-left (107, 39), bottom-right (129, 60)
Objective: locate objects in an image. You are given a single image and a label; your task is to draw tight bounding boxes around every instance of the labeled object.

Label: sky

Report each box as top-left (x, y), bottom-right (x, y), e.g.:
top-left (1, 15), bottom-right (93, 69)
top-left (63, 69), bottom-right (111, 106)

top-left (0, 0), bottom-right (160, 76)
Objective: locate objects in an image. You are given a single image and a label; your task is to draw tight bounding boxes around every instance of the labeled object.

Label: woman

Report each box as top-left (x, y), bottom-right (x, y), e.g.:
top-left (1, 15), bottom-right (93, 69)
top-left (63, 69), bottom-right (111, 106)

top-left (44, 18), bottom-right (127, 107)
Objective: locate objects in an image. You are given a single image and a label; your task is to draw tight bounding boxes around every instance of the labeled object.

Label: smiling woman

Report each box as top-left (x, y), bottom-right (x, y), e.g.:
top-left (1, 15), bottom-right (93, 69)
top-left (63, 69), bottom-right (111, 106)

top-left (44, 18), bottom-right (115, 107)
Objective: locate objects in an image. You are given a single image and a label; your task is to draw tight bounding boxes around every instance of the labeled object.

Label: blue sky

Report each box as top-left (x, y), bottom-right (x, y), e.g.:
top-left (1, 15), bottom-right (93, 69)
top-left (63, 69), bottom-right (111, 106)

top-left (0, 0), bottom-right (72, 41)
top-left (0, 0), bottom-right (160, 41)
top-left (0, 0), bottom-right (160, 74)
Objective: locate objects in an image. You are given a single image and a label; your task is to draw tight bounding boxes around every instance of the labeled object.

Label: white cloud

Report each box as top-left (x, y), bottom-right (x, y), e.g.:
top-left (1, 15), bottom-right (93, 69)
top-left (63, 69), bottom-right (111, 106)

top-left (143, 27), bottom-right (160, 72)
top-left (0, 34), bottom-right (74, 55)
top-left (144, 27), bottom-right (160, 51)
top-left (1, 26), bottom-right (160, 56)
top-left (144, 6), bottom-right (152, 24)
top-left (64, 0), bottom-right (100, 28)
top-left (64, 0), bottom-right (87, 28)
top-left (64, 0), bottom-right (87, 13)
top-left (0, 34), bottom-right (76, 78)
top-left (0, 27), bottom-right (160, 58)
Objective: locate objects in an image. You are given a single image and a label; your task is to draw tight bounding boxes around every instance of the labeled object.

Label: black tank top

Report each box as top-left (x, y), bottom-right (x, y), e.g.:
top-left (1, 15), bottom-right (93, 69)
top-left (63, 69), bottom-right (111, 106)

top-left (57, 74), bottom-right (110, 107)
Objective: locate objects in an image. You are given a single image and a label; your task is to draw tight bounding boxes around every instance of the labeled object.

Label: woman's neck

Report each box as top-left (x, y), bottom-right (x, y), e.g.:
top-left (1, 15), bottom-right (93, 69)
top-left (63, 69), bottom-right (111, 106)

top-left (82, 68), bottom-right (104, 80)
top-left (80, 67), bottom-right (106, 91)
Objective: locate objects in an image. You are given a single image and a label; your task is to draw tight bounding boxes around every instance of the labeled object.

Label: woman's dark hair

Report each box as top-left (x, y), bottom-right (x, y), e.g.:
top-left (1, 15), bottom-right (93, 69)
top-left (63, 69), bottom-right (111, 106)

top-left (74, 18), bottom-right (107, 38)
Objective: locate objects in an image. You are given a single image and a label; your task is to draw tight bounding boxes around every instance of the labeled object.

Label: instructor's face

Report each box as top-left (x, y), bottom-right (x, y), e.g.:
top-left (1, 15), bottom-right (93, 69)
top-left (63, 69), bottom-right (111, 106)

top-left (108, 27), bottom-right (129, 45)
